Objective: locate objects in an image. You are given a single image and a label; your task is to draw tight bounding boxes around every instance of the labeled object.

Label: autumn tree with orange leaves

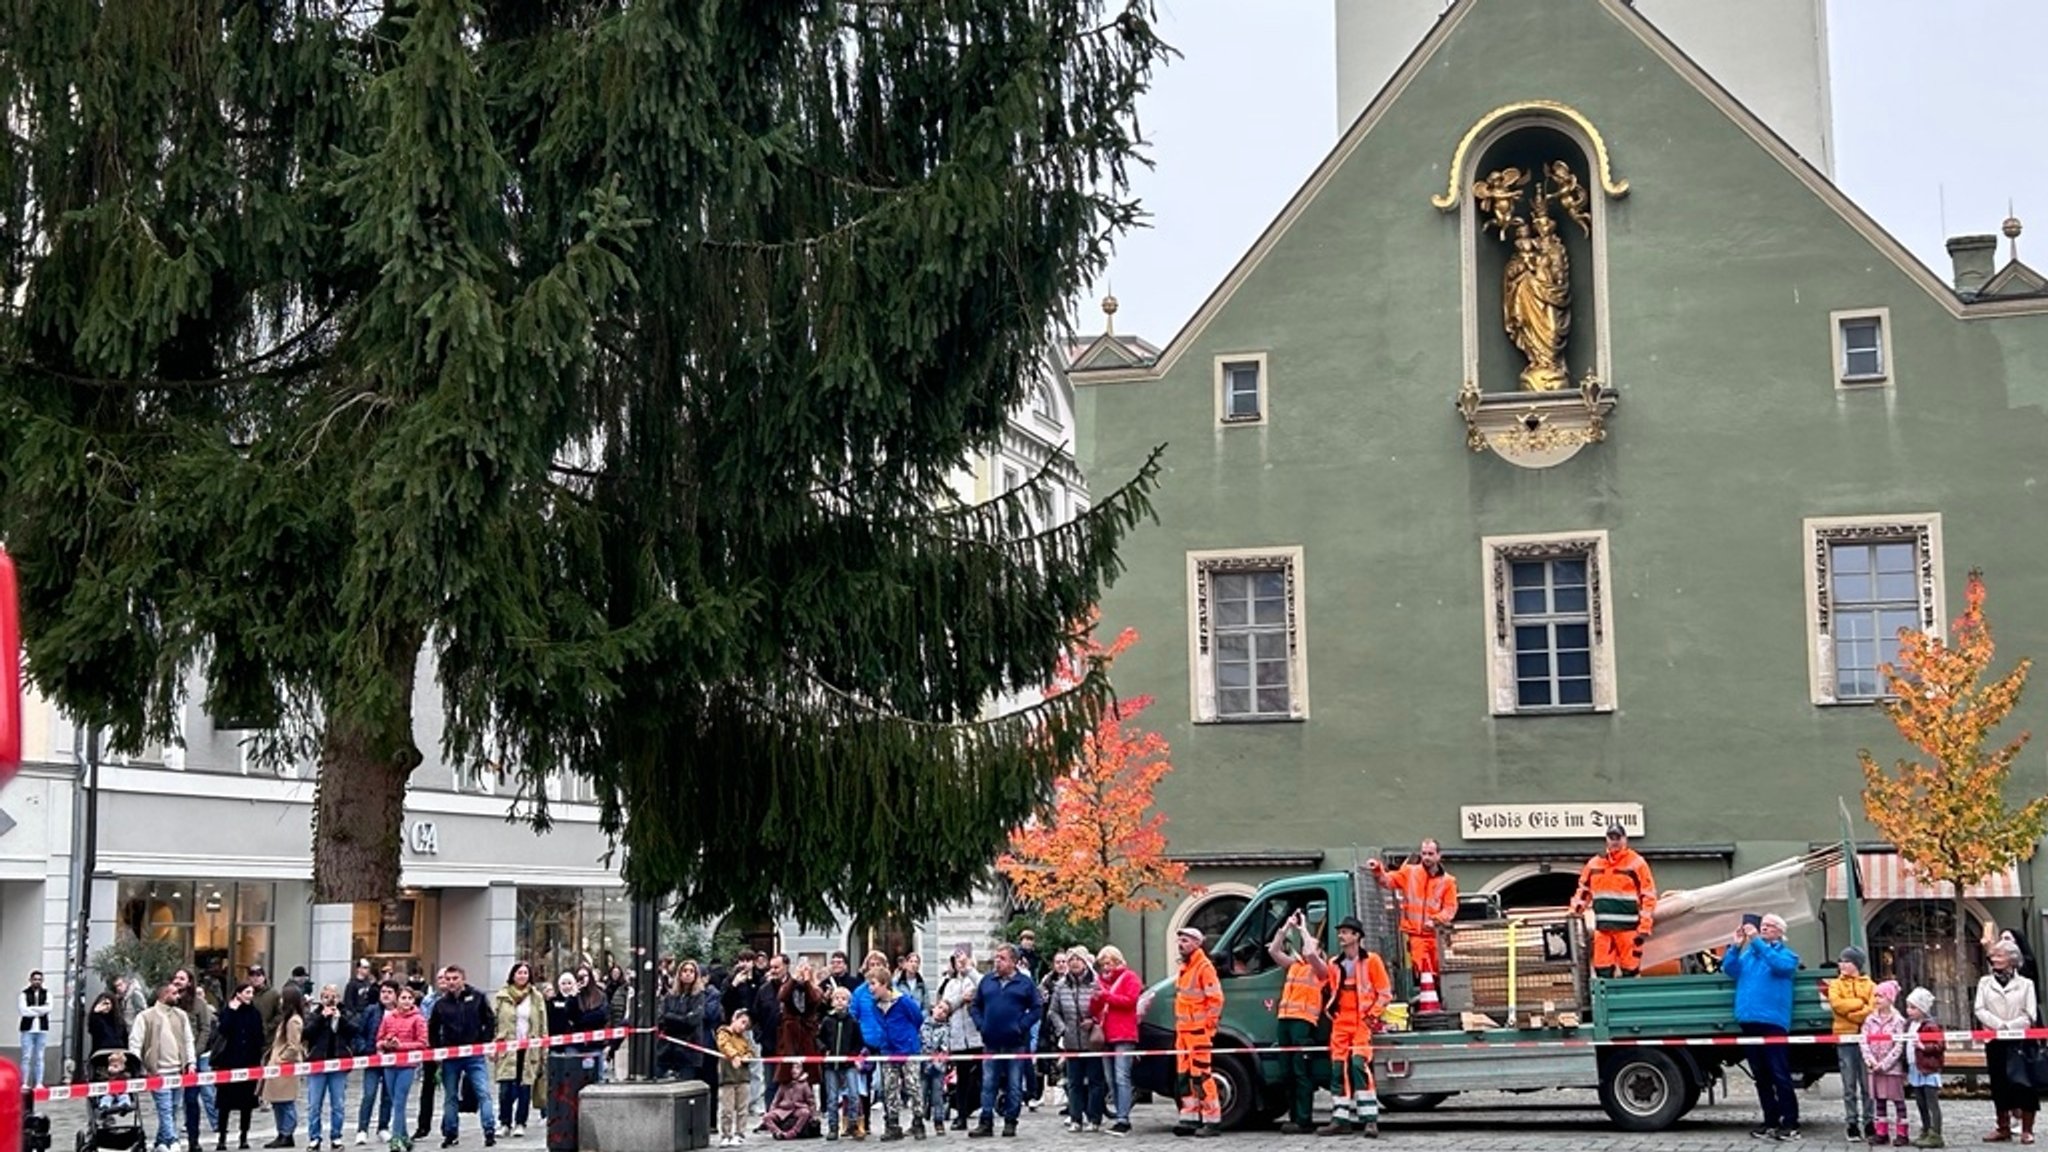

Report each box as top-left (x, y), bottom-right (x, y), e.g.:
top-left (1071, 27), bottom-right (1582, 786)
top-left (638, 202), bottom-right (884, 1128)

top-left (1861, 571), bottom-right (2046, 963)
top-left (998, 622), bottom-right (1188, 931)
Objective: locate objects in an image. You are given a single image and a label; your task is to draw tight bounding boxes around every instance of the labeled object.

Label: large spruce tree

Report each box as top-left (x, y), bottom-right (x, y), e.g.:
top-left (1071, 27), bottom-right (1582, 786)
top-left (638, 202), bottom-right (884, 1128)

top-left (0, 0), bottom-right (1164, 921)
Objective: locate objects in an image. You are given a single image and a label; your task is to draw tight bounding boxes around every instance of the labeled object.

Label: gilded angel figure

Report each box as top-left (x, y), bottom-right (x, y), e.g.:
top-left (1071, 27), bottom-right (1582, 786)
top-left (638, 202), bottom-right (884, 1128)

top-left (1548, 160), bottom-right (1591, 236)
top-left (1474, 167), bottom-right (1528, 239)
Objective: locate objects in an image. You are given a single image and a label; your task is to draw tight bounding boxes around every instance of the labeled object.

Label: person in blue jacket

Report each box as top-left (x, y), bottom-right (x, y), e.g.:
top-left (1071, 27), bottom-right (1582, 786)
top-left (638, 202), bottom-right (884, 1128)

top-left (969, 944), bottom-right (1042, 1139)
top-left (1723, 913), bottom-right (1802, 1141)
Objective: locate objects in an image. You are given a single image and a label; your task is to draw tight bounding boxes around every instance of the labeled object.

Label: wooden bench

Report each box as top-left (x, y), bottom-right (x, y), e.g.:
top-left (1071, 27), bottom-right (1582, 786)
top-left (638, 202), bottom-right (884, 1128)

top-left (1946, 1046), bottom-right (1988, 1092)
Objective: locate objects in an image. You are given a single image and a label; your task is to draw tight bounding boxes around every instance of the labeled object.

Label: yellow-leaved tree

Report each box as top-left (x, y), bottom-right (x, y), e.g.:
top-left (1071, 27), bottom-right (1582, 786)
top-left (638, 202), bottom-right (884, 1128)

top-left (1860, 570), bottom-right (2047, 965)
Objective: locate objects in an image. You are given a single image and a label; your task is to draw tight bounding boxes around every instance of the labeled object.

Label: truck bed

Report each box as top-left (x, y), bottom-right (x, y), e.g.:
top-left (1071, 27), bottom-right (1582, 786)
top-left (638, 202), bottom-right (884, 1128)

top-left (1593, 970), bottom-right (1836, 1040)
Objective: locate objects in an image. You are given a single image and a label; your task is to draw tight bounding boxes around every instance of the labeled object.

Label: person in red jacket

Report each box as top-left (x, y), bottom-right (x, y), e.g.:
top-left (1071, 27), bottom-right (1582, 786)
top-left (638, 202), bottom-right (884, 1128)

top-left (1089, 946), bottom-right (1143, 1137)
top-left (376, 986), bottom-right (431, 1152)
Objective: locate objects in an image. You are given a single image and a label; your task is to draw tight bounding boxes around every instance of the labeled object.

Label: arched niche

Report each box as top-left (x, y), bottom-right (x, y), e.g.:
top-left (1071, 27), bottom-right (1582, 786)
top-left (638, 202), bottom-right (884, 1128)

top-left (1438, 102), bottom-right (1626, 466)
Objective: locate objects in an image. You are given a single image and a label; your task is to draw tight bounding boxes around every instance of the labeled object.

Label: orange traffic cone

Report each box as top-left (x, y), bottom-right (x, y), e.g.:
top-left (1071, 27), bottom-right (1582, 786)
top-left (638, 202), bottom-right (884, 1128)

top-left (1418, 970), bottom-right (1442, 1013)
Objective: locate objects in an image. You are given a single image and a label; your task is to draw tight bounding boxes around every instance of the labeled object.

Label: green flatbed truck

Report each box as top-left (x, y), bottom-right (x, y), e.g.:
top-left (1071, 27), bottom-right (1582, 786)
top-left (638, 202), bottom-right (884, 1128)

top-left (1133, 865), bottom-right (1841, 1132)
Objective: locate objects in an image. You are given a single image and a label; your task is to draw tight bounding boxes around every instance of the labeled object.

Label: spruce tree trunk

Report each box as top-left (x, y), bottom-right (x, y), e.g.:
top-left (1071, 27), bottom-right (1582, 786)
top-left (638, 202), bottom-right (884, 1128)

top-left (311, 644), bottom-right (425, 904)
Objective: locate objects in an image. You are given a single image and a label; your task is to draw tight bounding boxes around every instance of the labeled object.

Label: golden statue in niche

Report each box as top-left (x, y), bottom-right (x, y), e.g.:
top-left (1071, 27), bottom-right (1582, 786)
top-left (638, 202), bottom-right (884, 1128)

top-left (1475, 162), bottom-right (1590, 392)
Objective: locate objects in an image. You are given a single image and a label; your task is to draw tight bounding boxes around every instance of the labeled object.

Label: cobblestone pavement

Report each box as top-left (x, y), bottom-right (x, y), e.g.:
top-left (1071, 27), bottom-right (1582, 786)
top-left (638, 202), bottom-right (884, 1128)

top-left (30, 1075), bottom-right (2003, 1151)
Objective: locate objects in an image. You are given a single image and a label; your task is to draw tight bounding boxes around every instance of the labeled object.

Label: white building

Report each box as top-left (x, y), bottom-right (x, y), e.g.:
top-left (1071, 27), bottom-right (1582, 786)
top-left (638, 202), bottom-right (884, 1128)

top-left (0, 662), bottom-right (630, 1077)
top-left (1335, 0), bottom-right (1834, 176)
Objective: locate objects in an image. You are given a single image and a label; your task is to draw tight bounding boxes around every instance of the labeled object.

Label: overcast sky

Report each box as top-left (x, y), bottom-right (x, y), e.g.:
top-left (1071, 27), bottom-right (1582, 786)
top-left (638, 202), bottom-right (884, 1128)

top-left (1090, 0), bottom-right (2048, 345)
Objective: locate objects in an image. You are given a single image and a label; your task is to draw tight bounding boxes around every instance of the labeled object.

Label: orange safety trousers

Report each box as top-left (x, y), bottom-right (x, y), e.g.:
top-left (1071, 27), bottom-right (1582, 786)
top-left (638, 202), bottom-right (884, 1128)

top-left (1403, 930), bottom-right (1442, 979)
top-left (1175, 1028), bottom-right (1220, 1125)
top-left (1328, 1011), bottom-right (1378, 1125)
top-left (1591, 929), bottom-right (1641, 975)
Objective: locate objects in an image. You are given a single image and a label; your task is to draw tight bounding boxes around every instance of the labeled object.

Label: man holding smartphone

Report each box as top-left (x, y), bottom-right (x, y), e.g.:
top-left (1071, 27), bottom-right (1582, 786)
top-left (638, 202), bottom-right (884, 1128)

top-left (1724, 913), bottom-right (1801, 1141)
top-left (1266, 910), bottom-right (1327, 1134)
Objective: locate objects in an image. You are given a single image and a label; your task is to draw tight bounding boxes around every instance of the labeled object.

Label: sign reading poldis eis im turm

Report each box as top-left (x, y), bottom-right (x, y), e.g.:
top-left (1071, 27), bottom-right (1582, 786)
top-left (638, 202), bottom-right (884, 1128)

top-left (1459, 802), bottom-right (1645, 840)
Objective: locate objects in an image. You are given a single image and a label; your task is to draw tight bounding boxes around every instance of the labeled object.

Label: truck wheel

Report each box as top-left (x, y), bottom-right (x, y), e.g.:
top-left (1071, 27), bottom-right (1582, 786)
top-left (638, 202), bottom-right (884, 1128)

top-left (1211, 1051), bottom-right (1257, 1131)
top-left (1599, 1049), bottom-right (1688, 1132)
top-left (1381, 1093), bottom-right (1451, 1112)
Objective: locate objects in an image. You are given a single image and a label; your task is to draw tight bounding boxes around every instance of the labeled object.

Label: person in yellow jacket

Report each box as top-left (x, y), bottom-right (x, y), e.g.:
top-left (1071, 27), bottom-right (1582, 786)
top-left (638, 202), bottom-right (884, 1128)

top-left (1826, 946), bottom-right (1877, 1141)
top-left (1569, 823), bottom-right (1657, 977)
top-left (1172, 925), bottom-right (1225, 1138)
top-left (1367, 839), bottom-right (1458, 979)
top-left (1317, 916), bottom-right (1391, 1138)
top-left (1266, 909), bottom-right (1328, 1135)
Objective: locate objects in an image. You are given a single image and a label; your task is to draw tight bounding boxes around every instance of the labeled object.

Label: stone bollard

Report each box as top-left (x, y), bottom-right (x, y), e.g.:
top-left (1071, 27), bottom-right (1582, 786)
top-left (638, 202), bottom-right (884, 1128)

top-left (575, 1080), bottom-right (711, 1152)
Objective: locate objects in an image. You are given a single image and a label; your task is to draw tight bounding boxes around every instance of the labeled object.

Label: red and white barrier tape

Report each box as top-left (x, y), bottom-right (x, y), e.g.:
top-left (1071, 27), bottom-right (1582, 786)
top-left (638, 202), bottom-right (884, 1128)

top-left (665, 1025), bottom-right (2048, 1066)
top-left (31, 1028), bottom-right (632, 1104)
top-left (40, 1021), bottom-right (2035, 1105)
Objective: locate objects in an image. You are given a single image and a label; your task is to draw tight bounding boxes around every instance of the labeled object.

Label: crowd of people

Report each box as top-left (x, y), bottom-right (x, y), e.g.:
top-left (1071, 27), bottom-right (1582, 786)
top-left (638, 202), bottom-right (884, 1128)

top-left (54, 958), bottom-right (634, 1152)
top-left (682, 932), bottom-right (1146, 1145)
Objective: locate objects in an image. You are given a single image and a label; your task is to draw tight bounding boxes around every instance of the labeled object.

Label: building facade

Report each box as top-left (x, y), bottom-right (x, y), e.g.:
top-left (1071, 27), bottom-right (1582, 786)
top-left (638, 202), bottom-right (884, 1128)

top-left (1076, 0), bottom-right (2048, 1012)
top-left (0, 662), bottom-right (629, 1073)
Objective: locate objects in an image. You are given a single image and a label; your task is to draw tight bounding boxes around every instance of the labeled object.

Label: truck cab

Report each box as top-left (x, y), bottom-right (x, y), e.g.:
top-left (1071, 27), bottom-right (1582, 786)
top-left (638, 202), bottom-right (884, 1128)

top-left (1134, 871), bottom-right (1350, 1129)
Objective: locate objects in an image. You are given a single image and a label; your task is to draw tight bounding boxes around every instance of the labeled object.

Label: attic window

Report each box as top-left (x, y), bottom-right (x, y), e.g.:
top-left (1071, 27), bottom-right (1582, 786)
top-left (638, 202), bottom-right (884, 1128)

top-left (1213, 353), bottom-right (1269, 427)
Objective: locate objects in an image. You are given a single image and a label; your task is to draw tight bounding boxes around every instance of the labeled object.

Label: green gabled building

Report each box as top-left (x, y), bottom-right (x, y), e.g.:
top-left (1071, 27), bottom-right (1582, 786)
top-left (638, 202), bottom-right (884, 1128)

top-left (1070, 0), bottom-right (2048, 1003)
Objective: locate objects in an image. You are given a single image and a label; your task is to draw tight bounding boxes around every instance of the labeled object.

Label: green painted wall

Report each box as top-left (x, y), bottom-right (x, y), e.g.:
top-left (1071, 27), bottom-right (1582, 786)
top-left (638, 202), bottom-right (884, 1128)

top-left (1076, 0), bottom-right (2048, 911)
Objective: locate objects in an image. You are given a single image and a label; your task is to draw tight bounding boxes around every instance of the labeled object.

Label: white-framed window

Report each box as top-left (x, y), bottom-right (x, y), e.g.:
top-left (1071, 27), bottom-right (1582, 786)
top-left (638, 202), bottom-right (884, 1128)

top-left (1830, 307), bottom-right (1892, 387)
top-left (1030, 381), bottom-right (1059, 427)
top-left (1187, 546), bottom-right (1308, 722)
top-left (1000, 464), bottom-right (1022, 493)
top-left (1213, 352), bottom-right (1268, 427)
top-left (1803, 514), bottom-right (1944, 704)
top-left (1481, 531), bottom-right (1617, 715)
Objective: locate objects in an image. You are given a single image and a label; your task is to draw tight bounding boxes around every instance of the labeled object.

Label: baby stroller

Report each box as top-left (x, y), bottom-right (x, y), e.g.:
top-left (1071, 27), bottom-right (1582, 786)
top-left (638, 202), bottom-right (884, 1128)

top-left (77, 1049), bottom-right (147, 1152)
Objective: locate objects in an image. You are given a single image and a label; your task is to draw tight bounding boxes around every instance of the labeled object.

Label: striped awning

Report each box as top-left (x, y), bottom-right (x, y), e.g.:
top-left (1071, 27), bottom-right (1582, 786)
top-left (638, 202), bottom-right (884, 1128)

top-left (1826, 852), bottom-right (2023, 901)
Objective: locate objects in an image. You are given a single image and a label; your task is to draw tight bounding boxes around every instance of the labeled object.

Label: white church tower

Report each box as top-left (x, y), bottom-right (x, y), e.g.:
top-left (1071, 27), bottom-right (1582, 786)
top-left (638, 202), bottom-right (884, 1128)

top-left (1335, 0), bottom-right (1836, 177)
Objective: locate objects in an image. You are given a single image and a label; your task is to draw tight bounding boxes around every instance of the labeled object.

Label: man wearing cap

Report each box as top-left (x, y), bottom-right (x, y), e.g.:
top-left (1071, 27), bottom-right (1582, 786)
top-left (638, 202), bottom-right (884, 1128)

top-left (1171, 926), bottom-right (1224, 1138)
top-left (1569, 823), bottom-right (1657, 978)
top-left (1317, 917), bottom-right (1390, 1138)
top-left (249, 965), bottom-right (283, 1038)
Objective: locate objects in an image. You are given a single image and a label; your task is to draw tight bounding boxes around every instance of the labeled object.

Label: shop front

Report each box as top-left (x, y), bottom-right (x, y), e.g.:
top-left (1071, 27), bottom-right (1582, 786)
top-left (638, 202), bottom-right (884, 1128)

top-left (114, 878), bottom-right (284, 1000)
top-left (517, 886), bottom-right (631, 982)
top-left (1826, 851), bottom-right (2027, 1030)
top-left (347, 891), bottom-right (442, 983)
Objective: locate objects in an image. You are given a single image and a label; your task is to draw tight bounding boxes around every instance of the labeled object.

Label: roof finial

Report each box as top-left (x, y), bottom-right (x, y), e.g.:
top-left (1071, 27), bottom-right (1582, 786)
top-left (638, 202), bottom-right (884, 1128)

top-left (2003, 200), bottom-right (2023, 263)
top-left (1101, 292), bottom-right (1119, 337)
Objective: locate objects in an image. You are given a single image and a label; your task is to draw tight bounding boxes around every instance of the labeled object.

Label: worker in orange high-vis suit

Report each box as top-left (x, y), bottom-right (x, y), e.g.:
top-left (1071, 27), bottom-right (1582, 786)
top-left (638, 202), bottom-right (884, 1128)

top-left (1367, 838), bottom-right (1458, 979)
top-left (1569, 823), bottom-right (1658, 977)
top-left (1317, 916), bottom-right (1391, 1138)
top-left (1172, 925), bottom-right (1225, 1138)
top-left (1266, 909), bottom-right (1329, 1135)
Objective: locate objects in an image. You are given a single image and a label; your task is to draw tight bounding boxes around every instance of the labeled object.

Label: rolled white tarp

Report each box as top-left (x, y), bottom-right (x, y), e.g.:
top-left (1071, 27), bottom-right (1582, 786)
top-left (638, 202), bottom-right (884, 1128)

top-left (1634, 850), bottom-right (1840, 972)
